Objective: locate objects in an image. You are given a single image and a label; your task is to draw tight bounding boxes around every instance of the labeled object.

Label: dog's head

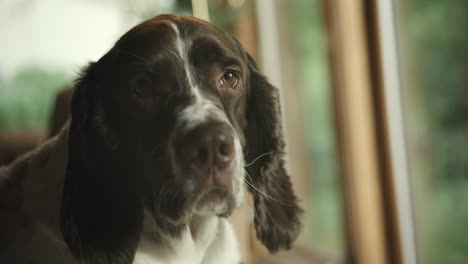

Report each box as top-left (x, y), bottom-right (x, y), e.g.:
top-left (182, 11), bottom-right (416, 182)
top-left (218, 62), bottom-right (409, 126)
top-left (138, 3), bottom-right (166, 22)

top-left (61, 14), bottom-right (302, 263)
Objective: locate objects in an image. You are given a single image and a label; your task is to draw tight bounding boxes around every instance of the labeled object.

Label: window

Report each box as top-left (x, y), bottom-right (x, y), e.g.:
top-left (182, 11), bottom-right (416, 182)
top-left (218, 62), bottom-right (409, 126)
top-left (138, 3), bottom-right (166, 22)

top-left (394, 1), bottom-right (468, 263)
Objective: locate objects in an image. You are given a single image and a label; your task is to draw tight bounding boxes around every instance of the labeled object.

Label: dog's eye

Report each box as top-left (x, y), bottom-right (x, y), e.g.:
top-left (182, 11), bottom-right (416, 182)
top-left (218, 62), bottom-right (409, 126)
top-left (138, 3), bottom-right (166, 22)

top-left (131, 76), bottom-right (154, 97)
top-left (220, 71), bottom-right (239, 88)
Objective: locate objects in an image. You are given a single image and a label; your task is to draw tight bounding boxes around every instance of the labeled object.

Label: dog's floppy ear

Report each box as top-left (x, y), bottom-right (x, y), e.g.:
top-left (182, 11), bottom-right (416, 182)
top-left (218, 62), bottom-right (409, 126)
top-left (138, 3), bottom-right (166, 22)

top-left (244, 54), bottom-right (303, 253)
top-left (61, 61), bottom-right (143, 264)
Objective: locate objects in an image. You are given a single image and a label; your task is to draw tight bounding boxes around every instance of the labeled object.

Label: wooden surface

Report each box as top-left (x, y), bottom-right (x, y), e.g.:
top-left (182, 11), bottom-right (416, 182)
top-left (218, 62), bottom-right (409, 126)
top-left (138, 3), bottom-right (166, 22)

top-left (323, 0), bottom-right (390, 263)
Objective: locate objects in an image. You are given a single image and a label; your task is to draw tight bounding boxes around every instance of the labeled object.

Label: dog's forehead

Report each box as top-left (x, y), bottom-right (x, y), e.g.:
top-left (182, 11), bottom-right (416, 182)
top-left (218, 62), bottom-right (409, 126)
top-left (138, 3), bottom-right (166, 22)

top-left (158, 14), bottom-right (228, 41)
top-left (115, 15), bottom-right (235, 58)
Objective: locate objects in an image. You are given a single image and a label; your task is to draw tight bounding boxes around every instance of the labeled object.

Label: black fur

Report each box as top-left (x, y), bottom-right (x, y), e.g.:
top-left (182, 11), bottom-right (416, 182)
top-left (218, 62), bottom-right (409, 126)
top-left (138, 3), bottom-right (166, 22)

top-left (61, 62), bottom-right (143, 264)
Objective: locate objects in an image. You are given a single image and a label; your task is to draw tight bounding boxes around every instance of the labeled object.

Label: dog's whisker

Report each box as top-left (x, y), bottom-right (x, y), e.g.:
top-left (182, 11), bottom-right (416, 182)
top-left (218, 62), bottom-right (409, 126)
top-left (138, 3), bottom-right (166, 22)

top-left (243, 170), bottom-right (293, 207)
top-left (244, 169), bottom-right (254, 182)
top-left (244, 152), bottom-right (271, 168)
top-left (245, 188), bottom-right (254, 205)
top-left (243, 180), bottom-right (292, 207)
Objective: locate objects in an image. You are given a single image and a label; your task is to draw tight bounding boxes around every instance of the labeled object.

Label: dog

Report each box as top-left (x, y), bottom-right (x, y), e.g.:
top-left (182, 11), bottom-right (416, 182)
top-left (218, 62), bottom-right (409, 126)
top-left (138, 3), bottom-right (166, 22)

top-left (0, 14), bottom-right (302, 264)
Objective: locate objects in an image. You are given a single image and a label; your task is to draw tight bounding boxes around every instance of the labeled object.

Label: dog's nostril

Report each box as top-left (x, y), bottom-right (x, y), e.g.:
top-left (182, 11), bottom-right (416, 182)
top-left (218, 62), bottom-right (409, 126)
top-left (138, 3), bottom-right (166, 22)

top-left (196, 146), bottom-right (209, 164)
top-left (219, 142), bottom-right (233, 156)
top-left (215, 134), bottom-right (234, 170)
top-left (179, 122), bottom-right (234, 171)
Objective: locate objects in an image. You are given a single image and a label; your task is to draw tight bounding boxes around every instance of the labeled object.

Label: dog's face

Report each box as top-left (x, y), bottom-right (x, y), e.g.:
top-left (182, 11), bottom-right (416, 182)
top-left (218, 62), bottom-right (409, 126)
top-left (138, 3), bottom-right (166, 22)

top-left (61, 15), bottom-right (301, 264)
top-left (100, 16), bottom-right (249, 223)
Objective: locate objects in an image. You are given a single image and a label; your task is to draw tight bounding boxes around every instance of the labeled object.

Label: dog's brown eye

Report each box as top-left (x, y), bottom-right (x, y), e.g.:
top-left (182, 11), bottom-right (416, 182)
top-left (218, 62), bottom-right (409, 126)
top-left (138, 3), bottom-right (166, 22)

top-left (220, 71), bottom-right (239, 88)
top-left (131, 77), bottom-right (154, 97)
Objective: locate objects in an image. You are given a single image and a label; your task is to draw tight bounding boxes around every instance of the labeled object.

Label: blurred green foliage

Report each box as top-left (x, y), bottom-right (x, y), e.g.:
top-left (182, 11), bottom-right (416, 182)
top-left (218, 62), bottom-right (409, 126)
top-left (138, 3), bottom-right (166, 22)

top-left (208, 0), bottom-right (250, 33)
top-left (0, 0), bottom-right (193, 132)
top-left (400, 0), bottom-right (468, 263)
top-left (0, 66), bottom-right (70, 131)
top-left (136, 0), bottom-right (193, 20)
top-left (287, 0), bottom-right (343, 258)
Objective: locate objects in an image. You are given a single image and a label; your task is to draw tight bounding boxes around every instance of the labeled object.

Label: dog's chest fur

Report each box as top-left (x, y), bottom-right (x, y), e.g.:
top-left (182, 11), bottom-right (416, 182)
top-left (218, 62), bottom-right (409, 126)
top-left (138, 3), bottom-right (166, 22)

top-left (134, 212), bottom-right (241, 264)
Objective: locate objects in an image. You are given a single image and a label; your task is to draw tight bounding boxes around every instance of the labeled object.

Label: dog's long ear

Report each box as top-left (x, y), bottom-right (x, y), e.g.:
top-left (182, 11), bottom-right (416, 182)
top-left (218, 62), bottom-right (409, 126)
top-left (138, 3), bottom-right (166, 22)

top-left (244, 54), bottom-right (303, 253)
top-left (61, 62), bottom-right (143, 264)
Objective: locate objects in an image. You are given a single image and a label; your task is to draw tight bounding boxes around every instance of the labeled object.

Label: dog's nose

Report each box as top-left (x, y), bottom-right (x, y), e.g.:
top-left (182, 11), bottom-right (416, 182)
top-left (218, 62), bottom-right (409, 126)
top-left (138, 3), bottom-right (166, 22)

top-left (178, 122), bottom-right (234, 171)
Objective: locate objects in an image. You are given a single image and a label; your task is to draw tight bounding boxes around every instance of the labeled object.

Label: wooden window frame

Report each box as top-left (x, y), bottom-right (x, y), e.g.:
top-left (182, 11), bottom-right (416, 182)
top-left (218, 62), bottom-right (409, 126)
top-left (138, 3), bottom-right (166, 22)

top-left (323, 1), bottom-right (389, 263)
top-left (324, 0), bottom-right (418, 263)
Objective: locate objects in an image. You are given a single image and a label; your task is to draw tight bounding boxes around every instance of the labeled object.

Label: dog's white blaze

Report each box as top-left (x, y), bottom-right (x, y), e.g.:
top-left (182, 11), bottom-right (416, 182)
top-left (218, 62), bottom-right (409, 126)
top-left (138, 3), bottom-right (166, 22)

top-left (233, 137), bottom-right (245, 207)
top-left (170, 22), bottom-right (229, 131)
top-left (179, 102), bottom-right (221, 131)
top-left (170, 23), bottom-right (202, 103)
top-left (169, 22), bottom-right (244, 214)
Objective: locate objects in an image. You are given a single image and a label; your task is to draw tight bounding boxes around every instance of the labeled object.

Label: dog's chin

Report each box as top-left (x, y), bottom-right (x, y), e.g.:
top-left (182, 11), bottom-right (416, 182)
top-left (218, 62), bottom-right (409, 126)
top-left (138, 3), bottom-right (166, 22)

top-left (194, 188), bottom-right (235, 217)
top-left (153, 189), bottom-right (236, 228)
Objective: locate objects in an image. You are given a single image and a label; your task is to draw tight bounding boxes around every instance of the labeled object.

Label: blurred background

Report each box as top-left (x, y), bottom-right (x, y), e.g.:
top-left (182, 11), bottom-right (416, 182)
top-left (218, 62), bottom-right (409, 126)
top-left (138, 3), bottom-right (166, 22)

top-left (0, 0), bottom-right (467, 263)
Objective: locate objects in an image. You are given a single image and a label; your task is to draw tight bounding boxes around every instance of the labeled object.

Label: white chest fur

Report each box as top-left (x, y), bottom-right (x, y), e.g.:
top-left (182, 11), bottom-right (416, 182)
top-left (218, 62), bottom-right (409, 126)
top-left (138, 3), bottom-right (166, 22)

top-left (133, 213), bottom-right (241, 264)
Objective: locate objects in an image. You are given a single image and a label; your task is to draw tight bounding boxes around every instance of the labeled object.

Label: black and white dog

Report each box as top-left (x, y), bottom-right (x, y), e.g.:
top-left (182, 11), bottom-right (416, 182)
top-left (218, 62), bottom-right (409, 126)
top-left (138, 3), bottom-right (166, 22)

top-left (0, 14), bottom-right (302, 264)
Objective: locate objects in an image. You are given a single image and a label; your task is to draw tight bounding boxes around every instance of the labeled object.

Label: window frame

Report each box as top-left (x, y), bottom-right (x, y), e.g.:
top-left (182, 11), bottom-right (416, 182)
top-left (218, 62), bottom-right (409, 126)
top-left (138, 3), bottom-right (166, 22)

top-left (322, 0), bottom-right (390, 263)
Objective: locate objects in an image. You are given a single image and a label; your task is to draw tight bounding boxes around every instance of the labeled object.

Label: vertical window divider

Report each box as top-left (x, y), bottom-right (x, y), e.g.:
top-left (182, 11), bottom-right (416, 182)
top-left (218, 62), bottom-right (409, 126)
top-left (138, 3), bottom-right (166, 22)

top-left (372, 0), bottom-right (418, 263)
top-left (323, 0), bottom-right (390, 263)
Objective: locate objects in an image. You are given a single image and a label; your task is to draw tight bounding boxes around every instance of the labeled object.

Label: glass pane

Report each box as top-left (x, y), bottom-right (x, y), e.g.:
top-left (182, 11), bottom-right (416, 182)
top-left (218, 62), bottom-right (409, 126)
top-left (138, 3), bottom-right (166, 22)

top-left (279, 0), bottom-right (345, 260)
top-left (208, 0), bottom-right (346, 262)
top-left (395, 1), bottom-right (468, 263)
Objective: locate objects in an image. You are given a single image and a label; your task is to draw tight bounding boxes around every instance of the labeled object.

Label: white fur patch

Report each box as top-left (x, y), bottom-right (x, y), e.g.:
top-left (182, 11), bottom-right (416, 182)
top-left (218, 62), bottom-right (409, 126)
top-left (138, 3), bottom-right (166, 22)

top-left (170, 22), bottom-right (222, 129)
top-left (170, 23), bottom-right (202, 103)
top-left (169, 22), bottom-right (245, 213)
top-left (133, 212), bottom-right (241, 264)
top-left (233, 137), bottom-right (245, 208)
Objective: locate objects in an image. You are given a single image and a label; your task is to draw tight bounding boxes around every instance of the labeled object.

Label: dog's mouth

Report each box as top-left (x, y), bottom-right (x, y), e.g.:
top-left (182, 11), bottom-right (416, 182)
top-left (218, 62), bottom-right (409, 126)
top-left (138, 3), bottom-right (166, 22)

top-left (152, 128), bottom-right (244, 225)
top-left (194, 187), bottom-right (235, 217)
top-left (150, 169), bottom-right (241, 226)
